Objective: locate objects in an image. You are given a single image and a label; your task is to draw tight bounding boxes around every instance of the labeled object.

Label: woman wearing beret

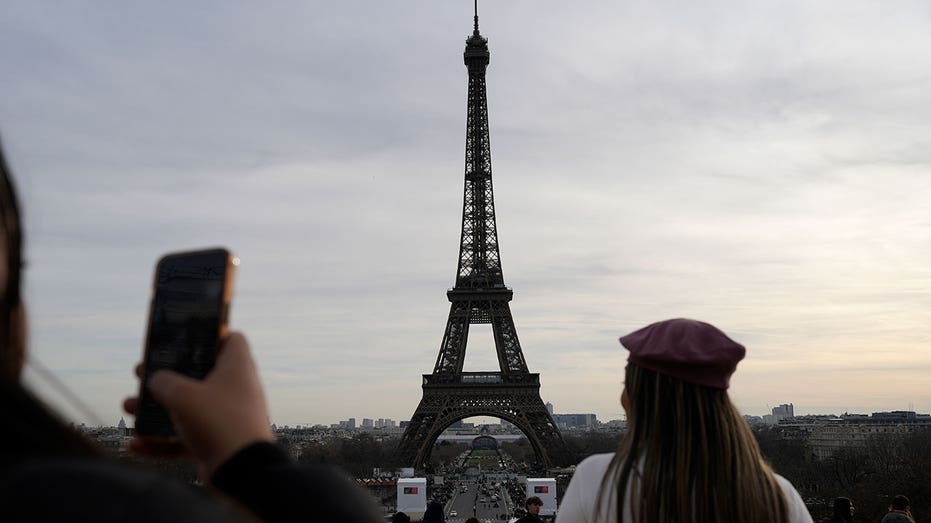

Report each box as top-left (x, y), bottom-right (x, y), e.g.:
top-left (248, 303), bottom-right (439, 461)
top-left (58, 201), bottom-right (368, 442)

top-left (556, 319), bottom-right (813, 523)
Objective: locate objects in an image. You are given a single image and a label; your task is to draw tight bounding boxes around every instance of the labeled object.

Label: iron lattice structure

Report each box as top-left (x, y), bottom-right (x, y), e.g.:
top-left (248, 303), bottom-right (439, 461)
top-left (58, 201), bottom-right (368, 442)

top-left (398, 13), bottom-right (566, 469)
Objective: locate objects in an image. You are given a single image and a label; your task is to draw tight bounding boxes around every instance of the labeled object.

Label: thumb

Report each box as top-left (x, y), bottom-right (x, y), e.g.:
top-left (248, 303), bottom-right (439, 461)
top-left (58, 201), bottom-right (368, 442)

top-left (148, 369), bottom-right (203, 415)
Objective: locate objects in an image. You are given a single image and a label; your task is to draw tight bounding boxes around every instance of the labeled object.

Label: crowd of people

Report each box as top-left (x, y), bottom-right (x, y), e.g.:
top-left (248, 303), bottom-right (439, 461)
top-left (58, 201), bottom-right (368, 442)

top-left (0, 139), bottom-right (921, 523)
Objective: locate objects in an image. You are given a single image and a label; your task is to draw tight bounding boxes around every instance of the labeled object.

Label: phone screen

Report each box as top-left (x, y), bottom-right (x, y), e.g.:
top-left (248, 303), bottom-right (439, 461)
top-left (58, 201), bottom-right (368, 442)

top-left (136, 248), bottom-right (235, 436)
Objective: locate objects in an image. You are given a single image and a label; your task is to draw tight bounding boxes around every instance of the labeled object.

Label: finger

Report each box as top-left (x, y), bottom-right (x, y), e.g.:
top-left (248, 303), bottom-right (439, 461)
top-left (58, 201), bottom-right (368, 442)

top-left (123, 396), bottom-right (138, 415)
top-left (212, 331), bottom-right (255, 377)
top-left (148, 370), bottom-right (202, 416)
top-left (135, 363), bottom-right (144, 379)
top-left (217, 331), bottom-right (250, 361)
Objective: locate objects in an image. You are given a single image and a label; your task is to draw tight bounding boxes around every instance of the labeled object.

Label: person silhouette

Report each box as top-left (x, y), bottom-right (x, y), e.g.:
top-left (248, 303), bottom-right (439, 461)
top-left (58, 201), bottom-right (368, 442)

top-left (880, 495), bottom-right (915, 523)
top-left (0, 143), bottom-right (248, 521)
top-left (0, 142), bottom-right (381, 522)
top-left (826, 497), bottom-right (853, 523)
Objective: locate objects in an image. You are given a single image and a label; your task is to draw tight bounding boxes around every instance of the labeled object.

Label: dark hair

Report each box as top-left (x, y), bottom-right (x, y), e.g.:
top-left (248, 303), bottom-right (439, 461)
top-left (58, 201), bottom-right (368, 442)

top-left (830, 497), bottom-right (853, 523)
top-left (892, 495), bottom-right (910, 510)
top-left (0, 143), bottom-right (99, 464)
top-left (391, 512), bottom-right (411, 523)
top-left (0, 143), bottom-right (24, 382)
top-left (525, 496), bottom-right (543, 508)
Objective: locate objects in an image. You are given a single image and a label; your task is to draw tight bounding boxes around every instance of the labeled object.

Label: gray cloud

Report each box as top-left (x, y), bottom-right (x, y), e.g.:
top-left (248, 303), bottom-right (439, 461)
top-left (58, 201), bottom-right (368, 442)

top-left (4, 1), bottom-right (931, 425)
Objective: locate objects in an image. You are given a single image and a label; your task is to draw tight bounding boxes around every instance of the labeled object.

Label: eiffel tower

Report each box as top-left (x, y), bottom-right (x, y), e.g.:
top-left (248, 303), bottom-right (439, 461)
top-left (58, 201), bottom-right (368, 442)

top-left (397, 5), bottom-right (566, 469)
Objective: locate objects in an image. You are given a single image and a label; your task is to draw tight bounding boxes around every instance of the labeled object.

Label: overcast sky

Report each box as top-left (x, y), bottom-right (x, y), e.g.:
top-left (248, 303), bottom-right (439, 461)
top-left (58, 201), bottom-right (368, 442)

top-left (1, 1), bottom-right (929, 428)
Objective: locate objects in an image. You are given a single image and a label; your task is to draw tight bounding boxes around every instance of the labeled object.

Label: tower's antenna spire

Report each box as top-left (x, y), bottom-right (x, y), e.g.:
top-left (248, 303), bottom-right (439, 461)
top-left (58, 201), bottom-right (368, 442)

top-left (473, 0), bottom-right (480, 35)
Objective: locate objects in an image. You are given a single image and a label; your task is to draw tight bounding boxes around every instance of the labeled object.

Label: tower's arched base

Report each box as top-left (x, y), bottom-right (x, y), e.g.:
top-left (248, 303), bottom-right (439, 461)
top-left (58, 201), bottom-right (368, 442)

top-left (397, 373), bottom-right (567, 469)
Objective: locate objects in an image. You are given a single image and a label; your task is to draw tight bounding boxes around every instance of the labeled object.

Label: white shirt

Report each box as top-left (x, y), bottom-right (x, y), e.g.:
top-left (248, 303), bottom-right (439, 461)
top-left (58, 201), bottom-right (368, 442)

top-left (555, 453), bottom-right (813, 523)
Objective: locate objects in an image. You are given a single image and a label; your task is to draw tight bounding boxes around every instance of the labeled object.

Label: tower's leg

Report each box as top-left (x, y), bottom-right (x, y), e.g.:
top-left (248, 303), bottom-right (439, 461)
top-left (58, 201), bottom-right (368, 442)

top-left (433, 301), bottom-right (471, 375)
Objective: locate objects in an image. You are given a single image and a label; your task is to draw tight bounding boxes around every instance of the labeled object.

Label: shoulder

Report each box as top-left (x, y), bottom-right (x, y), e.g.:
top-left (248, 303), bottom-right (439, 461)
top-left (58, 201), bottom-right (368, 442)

top-left (772, 473), bottom-right (814, 523)
top-left (564, 452), bottom-right (616, 495)
top-left (564, 453), bottom-right (615, 495)
top-left (573, 452), bottom-right (615, 481)
top-left (0, 458), bottom-right (245, 522)
top-left (880, 514), bottom-right (911, 523)
top-left (212, 442), bottom-right (381, 522)
top-left (556, 453), bottom-right (617, 523)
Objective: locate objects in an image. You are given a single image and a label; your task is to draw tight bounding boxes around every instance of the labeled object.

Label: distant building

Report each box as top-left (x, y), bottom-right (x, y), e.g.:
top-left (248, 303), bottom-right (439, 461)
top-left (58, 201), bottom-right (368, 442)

top-left (471, 435), bottom-right (499, 450)
top-left (348, 418), bottom-right (356, 429)
top-left (601, 419), bottom-right (626, 430)
top-left (372, 418), bottom-right (397, 429)
top-left (553, 413), bottom-right (597, 429)
top-left (115, 417), bottom-right (133, 437)
top-left (763, 403), bottom-right (794, 425)
top-left (772, 404), bottom-right (794, 423)
top-left (545, 402), bottom-right (554, 415)
top-left (778, 410), bottom-right (931, 459)
top-left (871, 410), bottom-right (920, 421)
top-left (362, 418), bottom-right (373, 429)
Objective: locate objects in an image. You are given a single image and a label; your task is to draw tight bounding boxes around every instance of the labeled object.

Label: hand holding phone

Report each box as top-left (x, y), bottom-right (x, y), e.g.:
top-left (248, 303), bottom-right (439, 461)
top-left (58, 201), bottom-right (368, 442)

top-left (135, 248), bottom-right (237, 437)
top-left (138, 332), bottom-right (275, 475)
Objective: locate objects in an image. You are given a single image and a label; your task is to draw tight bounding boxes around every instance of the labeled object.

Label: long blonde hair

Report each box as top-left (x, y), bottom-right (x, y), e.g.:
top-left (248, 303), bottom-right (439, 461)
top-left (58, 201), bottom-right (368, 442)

top-left (598, 363), bottom-right (788, 522)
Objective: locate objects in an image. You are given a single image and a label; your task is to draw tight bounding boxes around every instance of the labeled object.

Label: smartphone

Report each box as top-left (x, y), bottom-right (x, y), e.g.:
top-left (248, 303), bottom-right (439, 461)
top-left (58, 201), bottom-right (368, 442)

top-left (135, 248), bottom-right (237, 437)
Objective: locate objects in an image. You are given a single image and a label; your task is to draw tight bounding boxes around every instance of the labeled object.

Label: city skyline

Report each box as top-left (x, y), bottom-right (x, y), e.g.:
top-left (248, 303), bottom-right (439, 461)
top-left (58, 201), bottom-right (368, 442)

top-left (103, 405), bottom-right (931, 431)
top-left (1, 2), bottom-right (930, 427)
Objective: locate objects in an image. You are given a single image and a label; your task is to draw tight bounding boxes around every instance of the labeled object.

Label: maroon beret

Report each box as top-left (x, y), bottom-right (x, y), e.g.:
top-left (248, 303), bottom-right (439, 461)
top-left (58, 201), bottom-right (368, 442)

top-left (619, 318), bottom-right (746, 389)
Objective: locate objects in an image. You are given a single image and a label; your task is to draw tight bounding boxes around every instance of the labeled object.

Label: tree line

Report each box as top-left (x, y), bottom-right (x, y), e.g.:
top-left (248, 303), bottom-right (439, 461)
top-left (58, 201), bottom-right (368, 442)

top-left (131, 425), bottom-right (931, 521)
top-left (756, 426), bottom-right (931, 522)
